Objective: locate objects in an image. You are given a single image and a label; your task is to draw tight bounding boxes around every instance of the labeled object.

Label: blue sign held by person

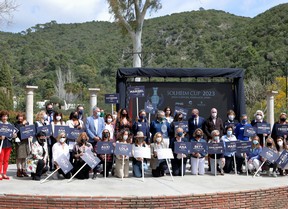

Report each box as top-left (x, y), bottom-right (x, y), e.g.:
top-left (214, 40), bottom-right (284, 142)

top-left (55, 154), bottom-right (73, 174)
top-left (96, 141), bottom-right (114, 154)
top-left (81, 149), bottom-right (101, 169)
top-left (128, 86), bottom-right (145, 98)
top-left (114, 143), bottom-right (132, 157)
top-left (174, 142), bottom-right (192, 154)
top-left (20, 125), bottom-right (35, 140)
top-left (207, 142), bottom-right (224, 154)
top-left (105, 93), bottom-right (119, 104)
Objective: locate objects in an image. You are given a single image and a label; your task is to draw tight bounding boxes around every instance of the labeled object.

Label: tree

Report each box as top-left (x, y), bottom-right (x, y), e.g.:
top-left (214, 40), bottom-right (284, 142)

top-left (0, 60), bottom-right (13, 110)
top-left (0, 0), bottom-right (18, 26)
top-left (107, 0), bottom-right (162, 68)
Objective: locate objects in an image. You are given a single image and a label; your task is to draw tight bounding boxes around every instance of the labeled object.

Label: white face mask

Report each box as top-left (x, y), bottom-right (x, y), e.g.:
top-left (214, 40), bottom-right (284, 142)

top-left (228, 115), bottom-right (235, 121)
top-left (156, 137), bottom-right (162, 143)
top-left (211, 113), bottom-right (217, 118)
top-left (277, 141), bottom-right (283, 147)
top-left (60, 137), bottom-right (66, 143)
top-left (107, 118), bottom-right (113, 123)
top-left (56, 116), bottom-right (61, 121)
top-left (214, 136), bottom-right (220, 142)
top-left (123, 135), bottom-right (128, 140)
top-left (256, 115), bottom-right (262, 120)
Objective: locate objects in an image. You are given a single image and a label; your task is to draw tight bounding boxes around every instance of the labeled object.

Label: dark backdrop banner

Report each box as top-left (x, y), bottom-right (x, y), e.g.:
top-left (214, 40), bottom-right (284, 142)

top-left (126, 82), bottom-right (234, 119)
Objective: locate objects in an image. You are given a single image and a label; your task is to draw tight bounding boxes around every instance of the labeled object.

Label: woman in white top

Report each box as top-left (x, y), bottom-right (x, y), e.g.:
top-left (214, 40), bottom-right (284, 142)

top-left (52, 132), bottom-right (71, 179)
top-left (222, 125), bottom-right (237, 173)
top-left (66, 111), bottom-right (84, 130)
top-left (105, 113), bottom-right (115, 142)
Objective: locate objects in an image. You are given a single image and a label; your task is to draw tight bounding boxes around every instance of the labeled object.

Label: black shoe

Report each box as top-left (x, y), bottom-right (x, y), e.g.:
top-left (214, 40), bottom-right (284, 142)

top-left (34, 176), bottom-right (41, 181)
top-left (92, 173), bottom-right (97, 179)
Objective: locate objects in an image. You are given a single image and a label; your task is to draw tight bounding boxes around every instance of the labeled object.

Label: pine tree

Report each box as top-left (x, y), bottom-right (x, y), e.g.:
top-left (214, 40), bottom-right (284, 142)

top-left (0, 60), bottom-right (13, 110)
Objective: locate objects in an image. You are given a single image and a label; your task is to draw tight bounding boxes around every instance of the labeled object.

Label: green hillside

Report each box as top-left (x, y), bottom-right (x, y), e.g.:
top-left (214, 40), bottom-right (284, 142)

top-left (0, 3), bottom-right (287, 114)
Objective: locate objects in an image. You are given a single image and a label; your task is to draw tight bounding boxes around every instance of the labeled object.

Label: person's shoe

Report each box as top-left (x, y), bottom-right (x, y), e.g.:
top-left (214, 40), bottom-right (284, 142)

top-left (272, 171), bottom-right (277, 177)
top-left (34, 176), bottom-right (41, 181)
top-left (92, 173), bottom-right (97, 179)
top-left (17, 169), bottom-right (24, 177)
top-left (21, 169), bottom-right (29, 177)
top-left (220, 169), bottom-right (224, 175)
top-left (3, 175), bottom-right (10, 180)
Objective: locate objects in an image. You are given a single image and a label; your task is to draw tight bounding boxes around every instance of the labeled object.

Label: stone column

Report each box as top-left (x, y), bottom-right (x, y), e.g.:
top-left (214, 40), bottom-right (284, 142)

top-left (88, 88), bottom-right (100, 115)
top-left (26, 86), bottom-right (38, 124)
top-left (266, 91), bottom-right (278, 129)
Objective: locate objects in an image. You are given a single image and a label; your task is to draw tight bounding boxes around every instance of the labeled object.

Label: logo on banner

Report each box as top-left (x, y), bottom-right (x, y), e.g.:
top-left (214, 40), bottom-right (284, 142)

top-left (20, 125), bottom-right (35, 140)
top-left (275, 150), bottom-right (288, 169)
top-left (96, 141), bottom-right (114, 154)
top-left (114, 143), bottom-right (132, 157)
top-left (207, 142), bottom-right (224, 154)
top-left (236, 141), bottom-right (252, 153)
top-left (55, 154), bottom-right (73, 174)
top-left (0, 123), bottom-right (14, 138)
top-left (175, 142), bottom-right (191, 154)
top-left (128, 86), bottom-right (145, 98)
top-left (260, 147), bottom-right (279, 163)
top-left (81, 149), bottom-right (101, 169)
top-left (225, 141), bottom-right (237, 153)
top-left (105, 93), bottom-right (119, 104)
top-left (36, 125), bottom-right (52, 137)
top-left (244, 126), bottom-right (257, 137)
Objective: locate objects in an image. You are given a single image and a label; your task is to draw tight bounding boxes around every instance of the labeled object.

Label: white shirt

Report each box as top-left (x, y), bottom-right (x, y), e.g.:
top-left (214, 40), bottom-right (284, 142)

top-left (94, 118), bottom-right (99, 134)
top-left (52, 141), bottom-right (70, 163)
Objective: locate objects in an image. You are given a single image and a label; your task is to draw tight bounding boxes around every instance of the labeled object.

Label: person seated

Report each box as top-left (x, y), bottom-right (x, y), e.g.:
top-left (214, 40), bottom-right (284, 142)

top-left (30, 131), bottom-right (49, 181)
top-left (275, 136), bottom-right (288, 176)
top-left (209, 130), bottom-right (225, 175)
top-left (190, 128), bottom-right (207, 175)
top-left (52, 132), bottom-right (71, 179)
top-left (169, 128), bottom-right (188, 176)
top-left (247, 136), bottom-right (262, 176)
top-left (150, 132), bottom-right (168, 177)
top-left (72, 132), bottom-right (94, 180)
top-left (262, 137), bottom-right (278, 177)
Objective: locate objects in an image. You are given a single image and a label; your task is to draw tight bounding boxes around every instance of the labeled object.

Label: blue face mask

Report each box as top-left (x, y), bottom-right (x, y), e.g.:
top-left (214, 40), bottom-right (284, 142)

top-left (177, 132), bottom-right (183, 137)
top-left (253, 140), bottom-right (259, 145)
top-left (139, 115), bottom-right (146, 120)
top-left (78, 110), bottom-right (83, 115)
top-left (241, 119), bottom-right (247, 124)
top-left (227, 130), bottom-right (232, 136)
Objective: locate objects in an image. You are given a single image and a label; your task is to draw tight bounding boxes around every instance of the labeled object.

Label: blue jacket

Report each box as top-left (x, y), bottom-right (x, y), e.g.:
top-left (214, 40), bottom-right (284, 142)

top-left (132, 119), bottom-right (150, 143)
top-left (234, 123), bottom-right (252, 141)
top-left (85, 116), bottom-right (105, 143)
top-left (188, 116), bottom-right (205, 139)
top-left (248, 146), bottom-right (262, 161)
top-left (150, 120), bottom-right (170, 139)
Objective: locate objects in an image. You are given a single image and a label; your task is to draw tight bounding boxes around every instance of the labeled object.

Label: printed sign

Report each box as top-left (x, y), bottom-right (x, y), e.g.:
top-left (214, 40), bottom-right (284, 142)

top-left (114, 143), bottom-right (132, 157)
top-left (236, 141), bottom-right (252, 153)
top-left (256, 123), bottom-right (271, 134)
top-left (20, 125), bottom-right (35, 140)
top-left (53, 125), bottom-right (70, 138)
top-left (105, 93), bottom-right (119, 104)
top-left (173, 121), bottom-right (188, 132)
top-left (275, 150), bottom-right (288, 169)
top-left (225, 141), bottom-right (237, 153)
top-left (191, 141), bottom-right (208, 153)
top-left (174, 106), bottom-right (188, 120)
top-left (244, 126), bottom-right (257, 137)
top-left (156, 148), bottom-right (174, 159)
top-left (128, 86), bottom-right (145, 98)
top-left (145, 101), bottom-right (155, 114)
top-left (36, 125), bottom-right (52, 137)
top-left (96, 141), bottom-right (114, 154)
top-left (275, 124), bottom-right (288, 136)
top-left (260, 147), bottom-right (279, 163)
top-left (68, 141), bottom-right (75, 151)
top-left (67, 128), bottom-right (83, 140)
top-left (207, 142), bottom-right (224, 154)
top-left (0, 123), bottom-right (14, 138)
top-left (81, 149), bottom-right (101, 169)
top-left (174, 142), bottom-right (192, 154)
top-left (55, 154), bottom-right (73, 174)
top-left (133, 146), bottom-right (151, 159)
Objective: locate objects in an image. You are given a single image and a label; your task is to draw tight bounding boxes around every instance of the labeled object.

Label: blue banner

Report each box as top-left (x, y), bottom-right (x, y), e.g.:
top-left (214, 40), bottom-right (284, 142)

top-left (225, 141), bottom-right (237, 153)
top-left (236, 141), bottom-right (252, 153)
top-left (174, 142), bottom-right (192, 154)
top-left (207, 142), bottom-right (224, 154)
top-left (128, 86), bottom-right (145, 98)
top-left (96, 141), bottom-right (114, 154)
top-left (174, 106), bottom-right (188, 120)
top-left (275, 150), bottom-right (288, 169)
top-left (105, 93), bottom-right (119, 104)
top-left (173, 121), bottom-right (188, 132)
top-left (81, 149), bottom-right (101, 169)
top-left (191, 141), bottom-right (207, 153)
top-left (55, 154), bottom-right (73, 174)
top-left (0, 123), bottom-right (14, 138)
top-left (256, 123), bottom-right (271, 134)
top-left (260, 147), bottom-right (279, 163)
top-left (144, 101), bottom-right (155, 114)
top-left (53, 125), bottom-right (70, 138)
top-left (275, 124), bottom-right (288, 136)
top-left (67, 128), bottom-right (83, 140)
top-left (36, 125), bottom-right (52, 137)
top-left (243, 126), bottom-right (257, 137)
top-left (114, 143), bottom-right (132, 157)
top-left (20, 125), bottom-right (35, 140)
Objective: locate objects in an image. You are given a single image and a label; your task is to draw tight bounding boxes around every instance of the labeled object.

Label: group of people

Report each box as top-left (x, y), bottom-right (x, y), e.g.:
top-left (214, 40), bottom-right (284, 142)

top-left (0, 104), bottom-right (287, 181)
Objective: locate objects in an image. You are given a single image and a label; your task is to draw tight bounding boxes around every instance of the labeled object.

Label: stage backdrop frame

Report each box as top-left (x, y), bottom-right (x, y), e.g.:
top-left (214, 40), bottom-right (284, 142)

top-left (116, 68), bottom-right (245, 119)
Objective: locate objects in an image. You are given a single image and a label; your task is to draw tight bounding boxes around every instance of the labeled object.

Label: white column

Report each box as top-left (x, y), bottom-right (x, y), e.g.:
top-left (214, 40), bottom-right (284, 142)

top-left (266, 91), bottom-right (278, 129)
top-left (88, 88), bottom-right (100, 115)
top-left (25, 86), bottom-right (38, 124)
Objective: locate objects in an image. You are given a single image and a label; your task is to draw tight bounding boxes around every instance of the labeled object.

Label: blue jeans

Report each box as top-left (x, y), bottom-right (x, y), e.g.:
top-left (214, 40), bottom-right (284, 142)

top-left (133, 161), bottom-right (148, 178)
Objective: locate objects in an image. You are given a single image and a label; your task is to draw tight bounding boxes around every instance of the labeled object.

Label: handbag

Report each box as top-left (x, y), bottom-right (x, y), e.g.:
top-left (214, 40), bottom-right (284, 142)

top-left (26, 155), bottom-right (37, 173)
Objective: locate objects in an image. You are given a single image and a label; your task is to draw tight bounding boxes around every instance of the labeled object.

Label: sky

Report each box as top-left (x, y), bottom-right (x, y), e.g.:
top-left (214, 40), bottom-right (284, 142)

top-left (1, 0), bottom-right (288, 33)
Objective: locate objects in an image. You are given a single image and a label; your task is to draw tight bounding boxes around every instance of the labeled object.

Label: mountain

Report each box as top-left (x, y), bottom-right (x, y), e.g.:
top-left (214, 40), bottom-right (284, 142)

top-left (0, 3), bottom-right (287, 112)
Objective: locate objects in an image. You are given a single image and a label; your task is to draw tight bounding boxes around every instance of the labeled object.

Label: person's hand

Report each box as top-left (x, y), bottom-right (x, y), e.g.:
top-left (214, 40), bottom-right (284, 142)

top-left (182, 154), bottom-right (187, 158)
top-left (0, 136), bottom-right (5, 140)
top-left (195, 153), bottom-right (200, 158)
top-left (94, 136), bottom-right (100, 141)
top-left (153, 151), bottom-right (157, 157)
top-left (13, 133), bottom-right (17, 138)
top-left (136, 157), bottom-right (142, 161)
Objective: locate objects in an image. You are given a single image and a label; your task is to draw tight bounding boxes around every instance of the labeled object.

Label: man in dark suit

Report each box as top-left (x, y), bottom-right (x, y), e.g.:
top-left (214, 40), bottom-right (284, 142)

top-left (203, 108), bottom-right (224, 141)
top-left (188, 108), bottom-right (205, 139)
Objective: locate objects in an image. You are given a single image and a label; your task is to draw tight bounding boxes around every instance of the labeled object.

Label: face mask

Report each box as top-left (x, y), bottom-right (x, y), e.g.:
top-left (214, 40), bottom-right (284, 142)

top-left (277, 141), bottom-right (283, 147)
top-left (44, 115), bottom-right (48, 120)
top-left (73, 115), bottom-right (78, 119)
top-left (267, 142), bottom-right (272, 147)
top-left (241, 119), bottom-right (247, 124)
top-left (60, 138), bottom-right (66, 143)
top-left (253, 140), bottom-right (259, 145)
top-left (196, 134), bottom-right (202, 138)
top-left (256, 115), bottom-right (262, 120)
top-left (228, 115), bottom-right (235, 121)
top-left (214, 136), bottom-right (220, 142)
top-left (191, 114), bottom-right (196, 118)
top-left (100, 112), bottom-right (104, 117)
top-left (78, 110), bottom-right (83, 115)
top-left (211, 113), bottom-right (217, 118)
top-left (81, 139), bottom-right (86, 144)
top-left (113, 115), bottom-right (117, 119)
top-left (280, 117), bottom-right (286, 122)
top-left (103, 133), bottom-right (109, 138)
top-left (156, 137), bottom-right (162, 143)
top-left (177, 132), bottom-right (183, 137)
top-left (227, 131), bottom-right (232, 136)
top-left (38, 138), bottom-right (45, 145)
top-left (160, 117), bottom-right (165, 122)
top-left (139, 115), bottom-right (146, 120)
top-left (122, 113), bottom-right (127, 117)
top-left (123, 135), bottom-right (128, 140)
top-left (107, 118), bottom-right (113, 123)
top-left (47, 109), bottom-right (53, 114)
top-left (56, 116), bottom-right (61, 121)
top-left (178, 117), bottom-right (183, 121)
top-left (96, 112), bottom-right (101, 117)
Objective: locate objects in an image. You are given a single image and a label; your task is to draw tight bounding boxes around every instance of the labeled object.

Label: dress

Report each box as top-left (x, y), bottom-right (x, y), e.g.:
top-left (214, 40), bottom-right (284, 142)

top-left (14, 122), bottom-right (30, 158)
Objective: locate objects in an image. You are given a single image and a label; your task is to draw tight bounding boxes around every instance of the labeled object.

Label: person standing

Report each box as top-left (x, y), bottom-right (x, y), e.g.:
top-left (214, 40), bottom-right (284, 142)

top-left (163, 106), bottom-right (174, 124)
top-left (150, 110), bottom-right (170, 145)
top-left (188, 108), bottom-right (205, 139)
top-left (223, 109), bottom-right (239, 131)
top-left (222, 126), bottom-right (237, 173)
top-left (204, 108), bottom-right (224, 140)
top-left (115, 108), bottom-right (132, 137)
top-left (132, 110), bottom-right (150, 144)
top-left (251, 110), bottom-right (268, 146)
top-left (271, 113), bottom-right (287, 144)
